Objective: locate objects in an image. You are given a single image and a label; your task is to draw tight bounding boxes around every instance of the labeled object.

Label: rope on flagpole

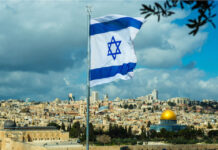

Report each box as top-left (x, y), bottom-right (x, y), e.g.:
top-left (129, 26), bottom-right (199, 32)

top-left (86, 5), bottom-right (91, 150)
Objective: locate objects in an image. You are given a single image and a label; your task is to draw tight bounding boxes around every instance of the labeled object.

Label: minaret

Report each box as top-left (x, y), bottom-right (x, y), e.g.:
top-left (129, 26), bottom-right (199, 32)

top-left (152, 89), bottom-right (158, 100)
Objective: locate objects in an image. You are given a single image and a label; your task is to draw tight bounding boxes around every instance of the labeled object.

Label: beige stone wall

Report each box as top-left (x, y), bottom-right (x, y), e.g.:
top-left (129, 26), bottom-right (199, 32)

top-left (1, 142), bottom-right (218, 150)
top-left (45, 146), bottom-right (120, 150)
top-left (0, 130), bottom-right (5, 141)
top-left (59, 131), bottom-right (69, 141)
top-left (0, 129), bottom-right (69, 150)
top-left (128, 145), bottom-right (218, 150)
top-left (0, 130), bottom-right (69, 143)
top-left (6, 140), bottom-right (46, 150)
top-left (45, 145), bottom-right (218, 150)
top-left (21, 130), bottom-right (69, 142)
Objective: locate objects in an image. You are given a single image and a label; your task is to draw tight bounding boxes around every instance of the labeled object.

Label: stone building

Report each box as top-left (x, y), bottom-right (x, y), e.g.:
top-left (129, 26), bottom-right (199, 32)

top-left (168, 97), bottom-right (190, 105)
top-left (0, 120), bottom-right (69, 150)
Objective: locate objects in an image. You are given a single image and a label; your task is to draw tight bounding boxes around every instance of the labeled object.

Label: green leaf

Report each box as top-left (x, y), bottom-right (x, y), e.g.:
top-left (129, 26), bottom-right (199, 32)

top-left (210, 21), bottom-right (216, 28)
top-left (192, 2), bottom-right (201, 10)
top-left (140, 11), bottom-right (148, 15)
top-left (164, 2), bottom-right (167, 9)
top-left (211, 14), bottom-right (216, 18)
top-left (168, 11), bottom-right (175, 16)
top-left (155, 2), bottom-right (165, 12)
top-left (200, 20), bottom-right (207, 26)
top-left (142, 4), bottom-right (153, 12)
top-left (184, 1), bottom-right (194, 5)
top-left (180, 1), bottom-right (184, 9)
top-left (186, 23), bottom-right (196, 29)
top-left (145, 13), bottom-right (152, 19)
top-left (166, 0), bottom-right (172, 8)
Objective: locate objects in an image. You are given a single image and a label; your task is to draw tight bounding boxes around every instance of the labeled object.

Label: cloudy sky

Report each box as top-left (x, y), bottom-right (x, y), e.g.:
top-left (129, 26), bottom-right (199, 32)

top-left (0, 0), bottom-right (217, 101)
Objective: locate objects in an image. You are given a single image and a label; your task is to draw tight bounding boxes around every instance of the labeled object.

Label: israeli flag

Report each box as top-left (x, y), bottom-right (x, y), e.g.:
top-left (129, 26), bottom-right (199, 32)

top-left (90, 14), bottom-right (144, 87)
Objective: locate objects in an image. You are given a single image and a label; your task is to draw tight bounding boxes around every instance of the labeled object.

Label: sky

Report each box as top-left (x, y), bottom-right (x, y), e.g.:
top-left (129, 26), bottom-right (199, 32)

top-left (0, 0), bottom-right (217, 101)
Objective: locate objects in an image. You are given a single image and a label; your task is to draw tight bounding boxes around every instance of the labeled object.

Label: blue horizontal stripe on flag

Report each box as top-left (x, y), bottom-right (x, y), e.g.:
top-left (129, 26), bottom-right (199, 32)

top-left (90, 63), bottom-right (136, 80)
top-left (90, 17), bottom-right (143, 36)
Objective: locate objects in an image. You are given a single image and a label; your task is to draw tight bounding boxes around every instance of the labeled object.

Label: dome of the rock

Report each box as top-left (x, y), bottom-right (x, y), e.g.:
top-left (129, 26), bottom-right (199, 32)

top-left (160, 109), bottom-right (177, 120)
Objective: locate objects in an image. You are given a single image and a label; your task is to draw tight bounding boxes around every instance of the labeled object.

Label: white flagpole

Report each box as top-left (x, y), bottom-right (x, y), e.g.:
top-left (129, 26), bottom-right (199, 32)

top-left (86, 6), bottom-right (91, 150)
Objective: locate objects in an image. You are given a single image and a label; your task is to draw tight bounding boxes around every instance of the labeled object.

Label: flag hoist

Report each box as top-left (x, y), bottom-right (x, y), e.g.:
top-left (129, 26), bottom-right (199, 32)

top-left (86, 9), bottom-right (144, 150)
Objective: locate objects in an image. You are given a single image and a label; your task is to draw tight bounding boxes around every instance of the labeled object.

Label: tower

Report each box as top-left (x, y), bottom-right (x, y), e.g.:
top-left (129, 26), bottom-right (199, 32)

top-left (91, 91), bottom-right (98, 103)
top-left (152, 89), bottom-right (158, 100)
top-left (68, 93), bottom-right (75, 101)
top-left (80, 104), bottom-right (85, 115)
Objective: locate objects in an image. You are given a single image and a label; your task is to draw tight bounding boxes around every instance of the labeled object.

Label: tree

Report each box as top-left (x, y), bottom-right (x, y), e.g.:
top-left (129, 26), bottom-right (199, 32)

top-left (61, 122), bottom-right (66, 131)
top-left (94, 127), bottom-right (104, 135)
top-left (67, 124), bottom-right (71, 132)
top-left (141, 0), bottom-right (216, 36)
top-left (147, 121), bottom-right (151, 128)
top-left (208, 130), bottom-right (218, 138)
top-left (47, 122), bottom-right (60, 129)
top-left (80, 123), bottom-right (96, 141)
top-left (70, 121), bottom-right (81, 138)
top-left (96, 134), bottom-right (111, 145)
top-left (124, 104), bottom-right (128, 109)
top-left (106, 115), bottom-right (110, 121)
top-left (128, 104), bottom-right (134, 109)
top-left (149, 129), bottom-right (157, 139)
top-left (127, 126), bottom-right (132, 138)
top-left (80, 124), bottom-right (86, 141)
top-left (207, 122), bottom-right (213, 129)
top-left (140, 125), bottom-right (147, 140)
top-left (168, 102), bottom-right (176, 107)
top-left (108, 124), bottom-right (128, 139)
top-left (89, 123), bottom-right (95, 142)
top-left (159, 128), bottom-right (168, 139)
top-left (143, 108), bottom-right (146, 112)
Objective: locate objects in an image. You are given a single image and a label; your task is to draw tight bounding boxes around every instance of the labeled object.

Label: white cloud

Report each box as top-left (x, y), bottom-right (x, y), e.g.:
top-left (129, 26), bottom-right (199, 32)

top-left (135, 11), bottom-right (208, 68)
top-left (93, 68), bottom-right (218, 100)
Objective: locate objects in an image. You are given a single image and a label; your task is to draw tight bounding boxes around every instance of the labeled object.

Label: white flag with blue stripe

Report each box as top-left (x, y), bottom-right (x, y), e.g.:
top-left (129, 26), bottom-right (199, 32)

top-left (90, 14), bottom-right (144, 87)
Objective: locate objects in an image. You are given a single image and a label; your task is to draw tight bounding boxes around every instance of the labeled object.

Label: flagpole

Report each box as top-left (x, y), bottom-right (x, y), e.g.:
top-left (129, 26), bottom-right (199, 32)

top-left (86, 6), bottom-right (91, 150)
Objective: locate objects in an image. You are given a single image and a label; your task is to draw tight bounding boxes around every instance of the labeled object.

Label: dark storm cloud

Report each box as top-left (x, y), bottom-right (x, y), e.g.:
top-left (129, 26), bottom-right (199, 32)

top-left (0, 70), bottom-right (51, 99)
top-left (0, 0), bottom-right (216, 101)
top-left (0, 1), bottom-right (87, 73)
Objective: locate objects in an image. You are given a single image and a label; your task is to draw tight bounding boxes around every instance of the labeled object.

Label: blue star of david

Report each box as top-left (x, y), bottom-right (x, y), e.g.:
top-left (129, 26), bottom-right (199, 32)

top-left (107, 36), bottom-right (122, 60)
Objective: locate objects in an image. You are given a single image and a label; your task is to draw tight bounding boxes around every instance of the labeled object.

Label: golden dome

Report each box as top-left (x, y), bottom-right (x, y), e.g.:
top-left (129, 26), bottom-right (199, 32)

top-left (160, 109), bottom-right (177, 120)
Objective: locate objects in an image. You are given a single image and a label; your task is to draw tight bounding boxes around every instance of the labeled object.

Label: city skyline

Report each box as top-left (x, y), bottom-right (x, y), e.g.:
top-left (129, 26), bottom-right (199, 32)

top-left (0, 0), bottom-right (218, 101)
top-left (0, 92), bottom-right (217, 149)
